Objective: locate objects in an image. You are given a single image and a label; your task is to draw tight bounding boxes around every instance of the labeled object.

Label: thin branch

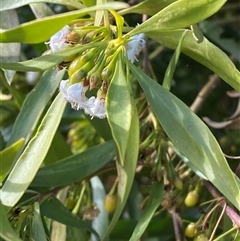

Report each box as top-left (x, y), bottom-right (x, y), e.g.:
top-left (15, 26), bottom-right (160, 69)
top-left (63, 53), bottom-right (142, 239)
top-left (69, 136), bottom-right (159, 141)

top-left (203, 180), bottom-right (240, 227)
top-left (171, 210), bottom-right (184, 241)
top-left (190, 74), bottom-right (221, 113)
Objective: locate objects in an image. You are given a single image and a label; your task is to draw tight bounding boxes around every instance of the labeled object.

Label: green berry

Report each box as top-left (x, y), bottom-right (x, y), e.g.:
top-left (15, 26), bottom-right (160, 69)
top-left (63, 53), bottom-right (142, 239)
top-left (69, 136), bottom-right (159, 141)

top-left (185, 222), bottom-right (197, 238)
top-left (184, 190), bottom-right (199, 207)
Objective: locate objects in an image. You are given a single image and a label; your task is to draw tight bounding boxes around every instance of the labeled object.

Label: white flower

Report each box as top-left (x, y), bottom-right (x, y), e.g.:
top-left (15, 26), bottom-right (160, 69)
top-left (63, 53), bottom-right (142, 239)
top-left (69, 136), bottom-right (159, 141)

top-left (47, 25), bottom-right (71, 52)
top-left (85, 90), bottom-right (106, 119)
top-left (59, 79), bottom-right (95, 110)
top-left (126, 33), bottom-right (145, 63)
top-left (59, 79), bottom-right (70, 100)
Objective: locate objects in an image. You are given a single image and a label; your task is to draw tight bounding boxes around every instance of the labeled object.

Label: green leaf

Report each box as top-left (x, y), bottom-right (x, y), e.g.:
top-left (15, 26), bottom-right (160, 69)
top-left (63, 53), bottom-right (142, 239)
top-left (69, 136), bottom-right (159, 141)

top-left (146, 29), bottom-right (240, 92)
top-left (7, 68), bottom-right (64, 147)
top-left (29, 3), bottom-right (55, 19)
top-left (0, 201), bottom-right (23, 241)
top-left (106, 56), bottom-right (132, 165)
top-left (85, 116), bottom-right (112, 141)
top-left (0, 138), bottom-right (24, 182)
top-left (111, 218), bottom-right (174, 240)
top-left (130, 63), bottom-right (240, 210)
top-left (190, 24), bottom-right (204, 43)
top-left (1, 93), bottom-right (66, 208)
top-left (43, 131), bottom-right (72, 166)
top-left (0, 131), bottom-right (6, 151)
top-left (103, 58), bottom-right (139, 240)
top-left (0, 0), bottom-right (85, 11)
top-left (82, 0), bottom-right (96, 7)
top-left (0, 3), bottom-right (128, 44)
top-left (0, 10), bottom-right (20, 84)
top-left (90, 176), bottom-right (109, 240)
top-left (200, 20), bottom-right (240, 62)
top-left (40, 197), bottom-right (98, 235)
top-left (32, 140), bottom-right (115, 187)
top-left (0, 69), bottom-right (24, 109)
top-left (32, 202), bottom-right (48, 241)
top-left (119, 0), bottom-right (176, 16)
top-left (0, 42), bottom-right (101, 72)
top-left (129, 0), bottom-right (227, 35)
top-left (162, 30), bottom-right (187, 90)
top-left (129, 181), bottom-right (164, 241)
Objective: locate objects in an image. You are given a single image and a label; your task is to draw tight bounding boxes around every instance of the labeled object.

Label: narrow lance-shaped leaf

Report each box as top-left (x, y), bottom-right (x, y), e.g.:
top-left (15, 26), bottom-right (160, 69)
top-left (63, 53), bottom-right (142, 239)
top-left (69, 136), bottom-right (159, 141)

top-left (0, 201), bottom-right (23, 241)
top-left (129, 0), bottom-right (227, 35)
top-left (31, 140), bottom-right (115, 187)
top-left (29, 2), bottom-right (55, 19)
top-left (0, 2), bottom-right (128, 43)
top-left (40, 197), bottom-right (98, 236)
top-left (0, 9), bottom-right (20, 84)
top-left (0, 93), bottom-right (66, 208)
top-left (0, 0), bottom-right (84, 11)
top-left (199, 20), bottom-right (240, 62)
top-left (129, 181), bottom-right (164, 241)
top-left (0, 42), bottom-right (101, 72)
top-left (32, 202), bottom-right (48, 241)
top-left (130, 63), bottom-right (240, 210)
top-left (0, 138), bottom-right (24, 182)
top-left (0, 131), bottom-right (6, 151)
top-left (103, 104), bottom-right (139, 240)
top-left (90, 176), bottom-right (109, 241)
top-left (7, 68), bottom-right (65, 147)
top-left (147, 29), bottom-right (240, 92)
top-left (119, 0), bottom-right (176, 16)
top-left (162, 30), bottom-right (187, 90)
top-left (106, 54), bottom-right (132, 166)
top-left (0, 68), bottom-right (24, 109)
top-left (103, 57), bottom-right (140, 240)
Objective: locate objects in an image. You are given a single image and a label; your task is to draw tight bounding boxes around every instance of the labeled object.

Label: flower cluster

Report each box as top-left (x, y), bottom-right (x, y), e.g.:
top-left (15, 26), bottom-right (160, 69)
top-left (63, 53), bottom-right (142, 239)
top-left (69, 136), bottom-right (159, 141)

top-left (60, 79), bottom-right (106, 119)
top-left (47, 24), bottom-right (145, 119)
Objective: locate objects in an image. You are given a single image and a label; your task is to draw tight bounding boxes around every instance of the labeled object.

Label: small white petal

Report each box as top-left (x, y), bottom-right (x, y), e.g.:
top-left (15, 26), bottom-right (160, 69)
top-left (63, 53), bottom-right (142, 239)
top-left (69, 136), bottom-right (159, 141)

top-left (48, 25), bottom-right (71, 52)
top-left (87, 97), bottom-right (106, 119)
top-left (126, 33), bottom-right (145, 63)
top-left (67, 83), bottom-right (95, 110)
top-left (59, 79), bottom-right (70, 100)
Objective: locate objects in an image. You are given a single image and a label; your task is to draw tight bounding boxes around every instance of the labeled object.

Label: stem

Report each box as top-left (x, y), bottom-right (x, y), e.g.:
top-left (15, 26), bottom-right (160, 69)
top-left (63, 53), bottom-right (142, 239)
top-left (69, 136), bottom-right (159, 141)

top-left (209, 202), bottom-right (226, 241)
top-left (190, 74), bottom-right (220, 113)
top-left (72, 182), bottom-right (86, 215)
top-left (171, 210), bottom-right (184, 241)
top-left (213, 227), bottom-right (237, 241)
top-left (203, 180), bottom-right (240, 226)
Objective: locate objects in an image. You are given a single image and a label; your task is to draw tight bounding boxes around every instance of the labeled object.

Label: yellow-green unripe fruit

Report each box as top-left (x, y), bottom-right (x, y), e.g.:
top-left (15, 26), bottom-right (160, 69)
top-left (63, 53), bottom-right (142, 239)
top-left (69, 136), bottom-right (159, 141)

top-left (184, 190), bottom-right (199, 207)
top-left (193, 233), bottom-right (208, 241)
top-left (185, 222), bottom-right (197, 238)
top-left (104, 194), bottom-right (117, 213)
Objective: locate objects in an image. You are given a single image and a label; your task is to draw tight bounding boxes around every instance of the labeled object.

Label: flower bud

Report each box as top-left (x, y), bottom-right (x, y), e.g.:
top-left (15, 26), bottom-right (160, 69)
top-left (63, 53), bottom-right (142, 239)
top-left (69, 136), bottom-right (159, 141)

top-left (82, 31), bottom-right (96, 44)
top-left (70, 68), bottom-right (87, 84)
top-left (89, 74), bottom-right (101, 90)
top-left (81, 48), bottom-right (96, 62)
top-left (68, 55), bottom-right (86, 77)
top-left (67, 31), bottom-right (80, 43)
top-left (102, 80), bottom-right (109, 93)
top-left (105, 47), bottom-right (115, 56)
top-left (165, 160), bottom-right (183, 190)
top-left (101, 67), bottom-right (113, 81)
top-left (70, 61), bottom-right (93, 84)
